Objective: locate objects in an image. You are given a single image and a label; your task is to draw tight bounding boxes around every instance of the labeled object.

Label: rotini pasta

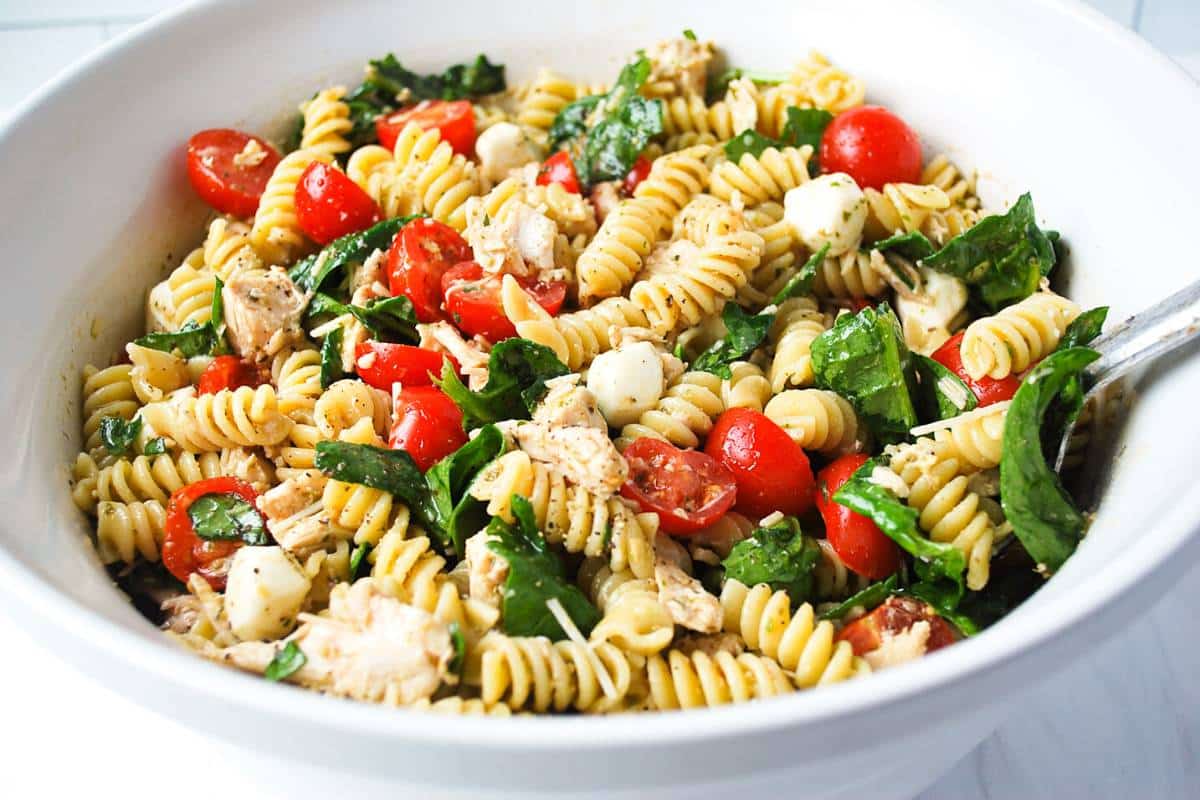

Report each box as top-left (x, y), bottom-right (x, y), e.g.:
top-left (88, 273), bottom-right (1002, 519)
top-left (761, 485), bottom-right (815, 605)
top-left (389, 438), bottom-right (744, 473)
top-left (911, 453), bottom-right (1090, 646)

top-left (763, 388), bottom-right (863, 456)
top-left (616, 370), bottom-right (725, 450)
top-left (250, 149), bottom-right (332, 265)
top-left (299, 86), bottom-right (353, 159)
top-left (710, 145), bottom-right (813, 206)
top-left (766, 296), bottom-right (828, 391)
top-left (960, 292), bottom-right (1082, 380)
top-left (140, 385), bottom-right (292, 452)
top-left (644, 649), bottom-right (793, 710)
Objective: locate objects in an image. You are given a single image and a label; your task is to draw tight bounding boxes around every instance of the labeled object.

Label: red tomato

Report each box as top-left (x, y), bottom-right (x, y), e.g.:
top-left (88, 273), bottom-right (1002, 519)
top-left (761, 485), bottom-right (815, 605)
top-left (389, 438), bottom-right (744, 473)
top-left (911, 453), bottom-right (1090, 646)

top-left (835, 596), bottom-right (958, 656)
top-left (815, 454), bottom-right (901, 580)
top-left (162, 477), bottom-right (261, 589)
top-left (931, 331), bottom-right (1021, 407)
top-left (294, 161), bottom-right (381, 244)
top-left (622, 154), bottom-right (653, 195)
top-left (819, 106), bottom-right (922, 190)
top-left (386, 219), bottom-right (472, 322)
top-left (390, 386), bottom-right (467, 471)
top-left (354, 341), bottom-right (454, 391)
top-left (196, 356), bottom-right (269, 395)
top-left (536, 151), bottom-right (582, 194)
top-left (704, 408), bottom-right (815, 519)
top-left (377, 100), bottom-right (476, 156)
top-left (442, 261), bottom-right (567, 342)
top-left (620, 438), bottom-right (739, 535)
top-left (186, 129), bottom-right (282, 217)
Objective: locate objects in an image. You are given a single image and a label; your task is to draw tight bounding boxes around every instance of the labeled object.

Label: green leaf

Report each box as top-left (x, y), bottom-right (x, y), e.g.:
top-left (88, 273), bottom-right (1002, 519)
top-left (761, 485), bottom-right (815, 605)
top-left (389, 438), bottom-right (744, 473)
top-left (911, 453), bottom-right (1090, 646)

top-left (187, 492), bottom-right (269, 545)
top-left (420, 425), bottom-right (507, 555)
top-left (99, 416), bottom-right (142, 458)
top-left (437, 339), bottom-right (568, 429)
top-left (922, 193), bottom-right (1055, 312)
top-left (264, 641), bottom-right (306, 682)
top-left (722, 517), bottom-right (821, 601)
top-left (308, 292), bottom-right (418, 343)
top-left (487, 495), bottom-right (601, 640)
top-left (834, 459), bottom-right (967, 590)
top-left (548, 95), bottom-right (602, 150)
top-left (141, 437), bottom-right (167, 456)
top-left (819, 575), bottom-right (899, 621)
top-left (913, 353), bottom-right (977, 423)
top-left (315, 441), bottom-right (428, 507)
top-left (1056, 306), bottom-right (1108, 351)
top-left (133, 321), bottom-right (220, 358)
top-left (349, 542), bottom-right (371, 580)
top-left (692, 303), bottom-right (774, 379)
top-left (724, 128), bottom-right (782, 162)
top-left (811, 303), bottom-right (919, 444)
top-left (289, 216), bottom-right (415, 295)
top-left (319, 325), bottom-right (345, 389)
top-left (448, 622), bottom-right (466, 675)
top-left (771, 243), bottom-right (829, 305)
top-left (780, 107), bottom-right (833, 173)
top-left (1000, 348), bottom-right (1100, 572)
top-left (871, 230), bottom-right (936, 262)
top-left (905, 581), bottom-right (979, 637)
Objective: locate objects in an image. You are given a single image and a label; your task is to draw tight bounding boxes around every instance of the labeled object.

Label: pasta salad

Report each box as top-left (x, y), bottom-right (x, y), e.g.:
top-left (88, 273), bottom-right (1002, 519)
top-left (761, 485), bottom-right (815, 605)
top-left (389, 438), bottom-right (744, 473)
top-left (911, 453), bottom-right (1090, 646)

top-left (69, 35), bottom-right (1109, 715)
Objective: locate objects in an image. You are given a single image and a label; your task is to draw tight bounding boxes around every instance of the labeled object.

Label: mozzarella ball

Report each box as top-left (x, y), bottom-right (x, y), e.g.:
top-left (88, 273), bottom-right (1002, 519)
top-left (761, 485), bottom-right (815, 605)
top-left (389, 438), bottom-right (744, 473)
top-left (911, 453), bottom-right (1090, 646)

top-left (587, 342), bottom-right (666, 427)
top-left (474, 122), bottom-right (542, 184)
top-left (784, 172), bottom-right (867, 256)
top-left (224, 546), bottom-right (311, 642)
top-left (895, 267), bottom-right (969, 355)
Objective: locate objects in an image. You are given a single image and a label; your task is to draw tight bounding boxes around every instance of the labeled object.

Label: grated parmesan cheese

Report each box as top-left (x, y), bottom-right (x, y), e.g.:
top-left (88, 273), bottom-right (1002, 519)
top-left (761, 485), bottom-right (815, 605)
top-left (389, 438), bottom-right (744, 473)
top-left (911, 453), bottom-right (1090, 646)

top-left (868, 465), bottom-right (910, 498)
top-left (545, 597), bottom-right (618, 701)
top-left (909, 400), bottom-right (1011, 438)
top-left (936, 374), bottom-right (972, 411)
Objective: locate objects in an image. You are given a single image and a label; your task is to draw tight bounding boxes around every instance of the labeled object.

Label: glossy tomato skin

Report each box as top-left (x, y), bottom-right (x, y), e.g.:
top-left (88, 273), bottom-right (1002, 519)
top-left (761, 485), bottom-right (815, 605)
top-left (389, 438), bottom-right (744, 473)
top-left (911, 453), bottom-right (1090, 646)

top-left (377, 100), bottom-right (476, 156)
top-left (536, 151), bottom-right (582, 194)
top-left (386, 219), bottom-right (472, 322)
top-left (390, 386), bottom-right (468, 472)
top-left (196, 356), bottom-right (269, 395)
top-left (294, 161), bottom-right (380, 244)
top-left (163, 477), bottom-right (261, 590)
top-left (622, 154), bottom-right (653, 196)
top-left (704, 408), bottom-right (815, 519)
top-left (835, 596), bottom-right (958, 656)
top-left (815, 454), bottom-right (902, 580)
top-left (931, 331), bottom-right (1021, 406)
top-left (186, 129), bottom-right (282, 217)
top-left (819, 106), bottom-right (922, 191)
top-left (354, 341), bottom-right (454, 391)
top-left (620, 438), bottom-right (738, 535)
top-left (442, 261), bottom-right (567, 342)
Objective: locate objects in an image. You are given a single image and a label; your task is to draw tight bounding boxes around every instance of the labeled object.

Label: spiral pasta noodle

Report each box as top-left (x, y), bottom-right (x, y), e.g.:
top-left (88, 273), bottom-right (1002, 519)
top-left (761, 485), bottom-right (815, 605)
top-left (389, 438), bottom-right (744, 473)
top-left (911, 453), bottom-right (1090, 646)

top-left (660, 94), bottom-right (738, 141)
top-left (814, 539), bottom-right (870, 600)
top-left (163, 257), bottom-right (217, 329)
top-left (81, 364), bottom-right (139, 458)
top-left (920, 154), bottom-right (979, 210)
top-left (929, 403), bottom-right (1008, 472)
top-left (766, 296), bottom-right (828, 391)
top-left (923, 206), bottom-right (983, 248)
top-left (710, 145), bottom-right (813, 206)
top-left (576, 198), bottom-right (667, 303)
top-left (578, 558), bottom-right (674, 656)
top-left (370, 528), bottom-right (477, 630)
top-left (140, 385), bottom-right (292, 452)
top-left (763, 389), bottom-right (863, 456)
top-left (411, 696), bottom-right (513, 716)
top-left (313, 379), bottom-right (391, 441)
top-left (811, 248), bottom-right (889, 300)
top-left (96, 499), bottom-right (166, 565)
top-left (250, 149), bottom-right (332, 265)
top-left (202, 216), bottom-right (262, 280)
top-left (299, 86), bottom-right (353, 159)
top-left (516, 69), bottom-right (579, 130)
top-left (645, 648), bottom-right (793, 710)
top-left (719, 579), bottom-right (865, 687)
top-left (960, 292), bottom-right (1082, 380)
top-left (720, 361), bottom-right (773, 412)
top-left (73, 450), bottom-right (222, 513)
top-left (473, 632), bottom-right (636, 713)
top-left (271, 345), bottom-right (323, 418)
top-left (863, 183), bottom-right (951, 241)
top-left (789, 51), bottom-right (866, 113)
top-left (126, 343), bottom-right (189, 404)
top-left (323, 478), bottom-right (394, 546)
top-left (616, 370), bottom-right (725, 450)
top-left (753, 82), bottom-right (811, 138)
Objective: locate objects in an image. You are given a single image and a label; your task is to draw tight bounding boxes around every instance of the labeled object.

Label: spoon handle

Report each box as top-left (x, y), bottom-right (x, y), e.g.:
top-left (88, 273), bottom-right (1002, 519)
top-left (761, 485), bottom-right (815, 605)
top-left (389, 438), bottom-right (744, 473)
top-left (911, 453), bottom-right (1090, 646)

top-left (1085, 279), bottom-right (1200, 390)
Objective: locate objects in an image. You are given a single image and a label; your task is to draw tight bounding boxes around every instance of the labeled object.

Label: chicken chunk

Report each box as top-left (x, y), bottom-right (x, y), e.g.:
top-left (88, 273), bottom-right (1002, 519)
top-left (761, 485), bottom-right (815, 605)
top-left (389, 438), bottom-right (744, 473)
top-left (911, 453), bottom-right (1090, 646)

top-left (417, 321), bottom-right (492, 390)
top-left (219, 447), bottom-right (277, 494)
top-left (258, 472), bottom-right (327, 522)
top-left (532, 374), bottom-right (606, 430)
top-left (214, 579), bottom-right (455, 705)
top-left (221, 267), bottom-right (307, 362)
top-left (725, 77), bottom-right (760, 134)
top-left (862, 621), bottom-right (931, 671)
top-left (646, 36), bottom-right (715, 97)
top-left (463, 196), bottom-right (558, 279)
top-left (654, 559), bottom-right (721, 634)
top-left (348, 248), bottom-right (388, 301)
top-left (464, 530), bottom-right (509, 607)
top-left (512, 421), bottom-right (628, 497)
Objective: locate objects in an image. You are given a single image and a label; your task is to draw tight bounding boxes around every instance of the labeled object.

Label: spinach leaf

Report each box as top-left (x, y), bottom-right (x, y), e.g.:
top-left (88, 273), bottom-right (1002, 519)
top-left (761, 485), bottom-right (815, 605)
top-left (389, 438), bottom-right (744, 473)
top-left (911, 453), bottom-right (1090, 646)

top-left (289, 216), bottom-right (415, 295)
top-left (314, 440), bottom-right (428, 508)
top-left (1056, 306), bottom-right (1108, 351)
top-left (819, 575), bottom-right (900, 621)
top-left (187, 492), bottom-right (269, 545)
top-left (348, 542), bottom-right (371, 580)
top-left (872, 230), bottom-right (936, 262)
top-left (771, 243), bottom-right (829, 304)
top-left (420, 425), bottom-right (507, 555)
top-left (487, 495), bottom-right (601, 640)
top-left (447, 622), bottom-right (466, 676)
top-left (682, 28), bottom-right (697, 41)
top-left (134, 279), bottom-right (228, 358)
top-left (811, 303), bottom-right (919, 444)
top-left (437, 339), bottom-right (568, 429)
top-left (308, 292), bottom-right (418, 343)
top-left (913, 353), bottom-right (977, 423)
top-left (1000, 347), bottom-right (1100, 572)
top-left (319, 326), bottom-right (345, 389)
top-left (781, 107), bottom-right (833, 173)
top-left (264, 641), bottom-right (306, 682)
top-left (834, 459), bottom-right (967, 590)
top-left (99, 416), bottom-right (143, 458)
top-left (141, 436), bottom-right (167, 456)
top-left (724, 129), bottom-right (782, 162)
top-left (906, 580), bottom-right (978, 636)
top-left (548, 95), bottom-right (602, 150)
top-left (922, 193), bottom-right (1055, 311)
top-left (692, 303), bottom-right (774, 379)
top-left (722, 516), bottom-right (821, 601)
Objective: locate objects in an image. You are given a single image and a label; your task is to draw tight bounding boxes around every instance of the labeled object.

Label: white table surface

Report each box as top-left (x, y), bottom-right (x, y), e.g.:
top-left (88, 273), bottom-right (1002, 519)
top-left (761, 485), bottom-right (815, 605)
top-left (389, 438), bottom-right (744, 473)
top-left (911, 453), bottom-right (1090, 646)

top-left (2, 2), bottom-right (1198, 798)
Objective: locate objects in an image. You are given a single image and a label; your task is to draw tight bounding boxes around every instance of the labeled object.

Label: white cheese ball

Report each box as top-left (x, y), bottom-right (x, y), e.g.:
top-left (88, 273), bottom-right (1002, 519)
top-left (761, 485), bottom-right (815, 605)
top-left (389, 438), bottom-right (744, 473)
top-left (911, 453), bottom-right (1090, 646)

top-left (474, 122), bottom-right (542, 185)
top-left (587, 341), bottom-right (666, 428)
top-left (224, 546), bottom-right (311, 642)
top-left (895, 267), bottom-right (968, 355)
top-left (783, 172), bottom-right (868, 256)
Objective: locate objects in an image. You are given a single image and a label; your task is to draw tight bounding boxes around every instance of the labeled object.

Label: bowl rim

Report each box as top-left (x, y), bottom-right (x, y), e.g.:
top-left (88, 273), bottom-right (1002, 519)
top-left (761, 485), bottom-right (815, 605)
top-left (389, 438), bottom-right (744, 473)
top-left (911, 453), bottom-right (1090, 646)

top-left (2, 0), bottom-right (1199, 750)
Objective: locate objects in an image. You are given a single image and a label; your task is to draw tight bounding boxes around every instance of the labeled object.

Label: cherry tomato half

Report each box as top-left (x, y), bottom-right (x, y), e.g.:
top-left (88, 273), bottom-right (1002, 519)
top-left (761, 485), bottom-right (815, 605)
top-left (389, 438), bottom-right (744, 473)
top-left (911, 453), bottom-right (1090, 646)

top-left (536, 151), bottom-right (582, 195)
top-left (163, 477), bottom-right (261, 589)
top-left (386, 218), bottom-right (472, 323)
top-left (819, 106), bottom-right (922, 191)
top-left (186, 128), bottom-right (282, 217)
top-left (704, 408), bottom-right (815, 519)
top-left (622, 154), bottom-right (653, 196)
top-left (620, 438), bottom-right (738, 535)
top-left (377, 100), bottom-right (476, 156)
top-left (815, 454), bottom-right (901, 580)
top-left (835, 596), bottom-right (958, 657)
top-left (354, 341), bottom-right (455, 391)
top-left (390, 386), bottom-right (467, 472)
top-left (294, 161), bottom-right (381, 245)
top-left (931, 331), bottom-right (1021, 407)
top-left (196, 355), bottom-right (269, 395)
top-left (442, 261), bottom-right (567, 342)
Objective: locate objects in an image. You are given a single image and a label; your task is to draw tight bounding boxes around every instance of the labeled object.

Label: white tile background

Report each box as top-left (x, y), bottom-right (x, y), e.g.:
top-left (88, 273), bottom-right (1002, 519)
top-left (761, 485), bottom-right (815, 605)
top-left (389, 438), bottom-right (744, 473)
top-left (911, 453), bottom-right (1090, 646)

top-left (1, 2), bottom-right (1198, 798)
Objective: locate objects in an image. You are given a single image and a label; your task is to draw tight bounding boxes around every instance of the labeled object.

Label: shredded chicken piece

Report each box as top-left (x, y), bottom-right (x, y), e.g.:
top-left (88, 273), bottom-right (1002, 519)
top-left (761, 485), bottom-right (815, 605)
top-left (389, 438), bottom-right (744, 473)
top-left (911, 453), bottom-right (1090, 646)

top-left (645, 36), bottom-right (715, 97)
top-left (219, 447), bottom-right (276, 494)
top-left (532, 375), bottom-right (606, 430)
top-left (349, 249), bottom-right (389, 302)
top-left (655, 560), bottom-right (722, 633)
top-left (863, 620), bottom-right (931, 670)
top-left (463, 197), bottom-right (557, 277)
top-left (221, 268), bottom-right (307, 362)
top-left (417, 321), bottom-right (492, 390)
top-left (641, 238), bottom-right (700, 278)
top-left (725, 77), bottom-right (760, 134)
top-left (512, 421), bottom-right (628, 497)
top-left (464, 531), bottom-right (508, 607)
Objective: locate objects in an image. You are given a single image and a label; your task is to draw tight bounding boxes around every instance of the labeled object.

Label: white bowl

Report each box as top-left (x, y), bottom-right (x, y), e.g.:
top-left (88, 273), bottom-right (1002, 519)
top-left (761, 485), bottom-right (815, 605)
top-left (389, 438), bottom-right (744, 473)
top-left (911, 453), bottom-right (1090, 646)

top-left (2, 1), bottom-right (1198, 797)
